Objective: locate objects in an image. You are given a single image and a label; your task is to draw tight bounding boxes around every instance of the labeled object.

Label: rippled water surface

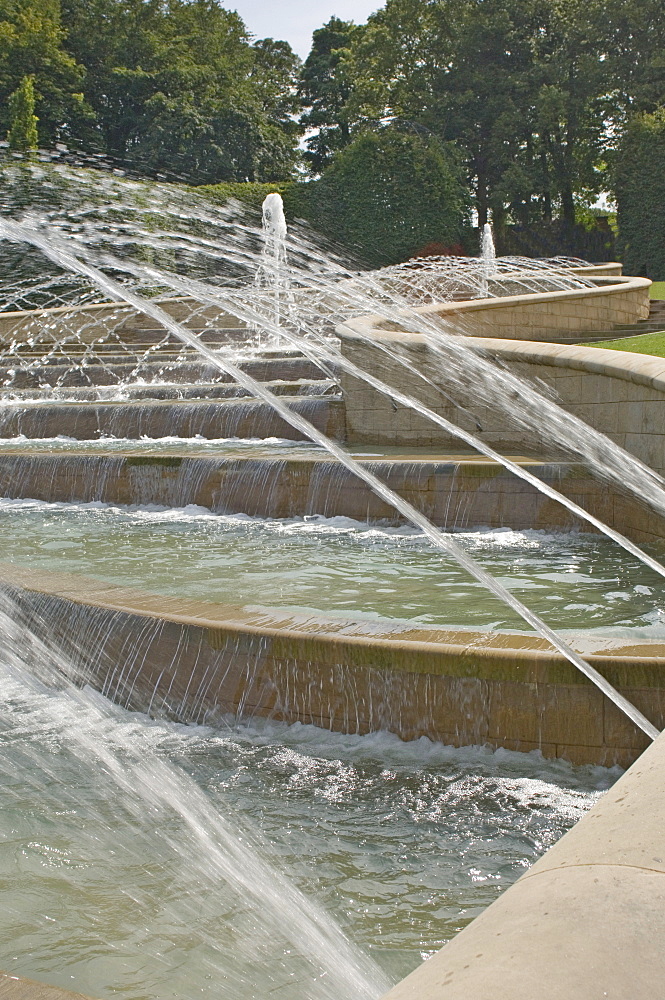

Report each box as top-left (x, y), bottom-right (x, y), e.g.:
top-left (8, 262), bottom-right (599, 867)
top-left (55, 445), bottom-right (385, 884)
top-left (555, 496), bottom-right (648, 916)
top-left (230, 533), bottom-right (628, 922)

top-left (0, 497), bottom-right (663, 636)
top-left (0, 663), bottom-right (615, 999)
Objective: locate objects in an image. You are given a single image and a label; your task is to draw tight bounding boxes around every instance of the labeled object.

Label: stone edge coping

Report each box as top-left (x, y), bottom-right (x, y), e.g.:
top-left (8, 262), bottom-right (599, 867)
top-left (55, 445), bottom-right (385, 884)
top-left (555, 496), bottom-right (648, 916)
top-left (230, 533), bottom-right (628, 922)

top-left (0, 972), bottom-right (95, 1000)
top-left (395, 273), bottom-right (650, 319)
top-left (338, 318), bottom-right (665, 393)
top-left (379, 725), bottom-right (665, 1000)
top-left (339, 272), bottom-right (651, 336)
top-left (0, 446), bottom-right (569, 467)
top-left (0, 295), bottom-right (214, 323)
top-left (0, 265), bottom-right (632, 340)
top-left (569, 263), bottom-right (623, 276)
top-left (2, 562), bottom-right (665, 688)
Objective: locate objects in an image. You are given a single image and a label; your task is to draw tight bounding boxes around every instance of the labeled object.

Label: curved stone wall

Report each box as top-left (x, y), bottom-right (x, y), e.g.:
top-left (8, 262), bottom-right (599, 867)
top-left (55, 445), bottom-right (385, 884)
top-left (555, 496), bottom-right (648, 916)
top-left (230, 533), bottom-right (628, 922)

top-left (338, 331), bottom-right (665, 543)
top-left (0, 266), bottom-right (663, 1000)
top-left (348, 273), bottom-right (650, 343)
top-left (2, 562), bottom-right (662, 767)
top-left (380, 725), bottom-right (665, 1000)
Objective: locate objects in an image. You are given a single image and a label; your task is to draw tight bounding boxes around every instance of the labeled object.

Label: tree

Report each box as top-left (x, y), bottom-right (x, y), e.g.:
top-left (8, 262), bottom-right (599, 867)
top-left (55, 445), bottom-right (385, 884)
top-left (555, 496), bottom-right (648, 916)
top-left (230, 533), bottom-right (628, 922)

top-left (325, 0), bottom-right (652, 230)
top-left (528, 0), bottom-right (611, 226)
top-left (58, 0), bottom-right (302, 182)
top-left (0, 0), bottom-right (90, 146)
top-left (302, 129), bottom-right (469, 267)
top-left (615, 107), bottom-right (665, 279)
top-left (7, 76), bottom-right (38, 151)
top-left (299, 17), bottom-right (358, 173)
top-left (602, 0), bottom-right (665, 119)
top-left (343, 0), bottom-right (546, 228)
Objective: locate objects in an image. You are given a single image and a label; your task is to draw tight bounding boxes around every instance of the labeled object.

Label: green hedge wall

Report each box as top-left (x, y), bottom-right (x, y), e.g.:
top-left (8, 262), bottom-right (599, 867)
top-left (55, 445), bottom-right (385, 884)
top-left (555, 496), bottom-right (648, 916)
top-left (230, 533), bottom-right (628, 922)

top-left (296, 132), bottom-right (469, 268)
top-left (197, 181), bottom-right (298, 215)
top-left (201, 132), bottom-right (470, 268)
top-left (616, 108), bottom-right (665, 280)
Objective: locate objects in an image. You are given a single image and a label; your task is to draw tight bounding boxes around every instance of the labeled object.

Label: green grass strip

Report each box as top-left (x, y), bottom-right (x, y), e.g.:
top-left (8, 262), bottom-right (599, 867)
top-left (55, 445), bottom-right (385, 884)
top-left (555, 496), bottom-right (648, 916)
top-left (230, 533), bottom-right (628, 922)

top-left (582, 330), bottom-right (665, 357)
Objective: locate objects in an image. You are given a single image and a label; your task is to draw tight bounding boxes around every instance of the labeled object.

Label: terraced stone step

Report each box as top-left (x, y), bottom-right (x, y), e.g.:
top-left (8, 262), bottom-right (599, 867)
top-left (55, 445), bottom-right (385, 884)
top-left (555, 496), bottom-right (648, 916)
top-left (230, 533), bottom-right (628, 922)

top-left (1, 378), bottom-right (338, 403)
top-left (0, 395), bottom-right (345, 441)
top-left (0, 448), bottom-right (653, 540)
top-left (0, 356), bottom-right (333, 388)
top-left (547, 302), bottom-right (665, 344)
top-left (2, 562), bottom-right (661, 766)
top-left (5, 342), bottom-right (304, 363)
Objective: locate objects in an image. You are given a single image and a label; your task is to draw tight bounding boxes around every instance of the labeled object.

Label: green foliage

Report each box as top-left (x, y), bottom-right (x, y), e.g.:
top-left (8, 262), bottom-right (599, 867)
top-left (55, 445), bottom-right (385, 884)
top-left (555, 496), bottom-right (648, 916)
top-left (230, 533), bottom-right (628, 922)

top-left (7, 76), bottom-right (38, 151)
top-left (0, 0), bottom-right (91, 146)
top-left (300, 0), bottom-right (663, 233)
top-left (298, 17), bottom-right (358, 172)
top-left (56, 0), bottom-right (302, 184)
top-left (197, 180), bottom-right (297, 214)
top-left (296, 130), bottom-right (469, 267)
top-left (497, 219), bottom-right (615, 261)
top-left (616, 108), bottom-right (665, 279)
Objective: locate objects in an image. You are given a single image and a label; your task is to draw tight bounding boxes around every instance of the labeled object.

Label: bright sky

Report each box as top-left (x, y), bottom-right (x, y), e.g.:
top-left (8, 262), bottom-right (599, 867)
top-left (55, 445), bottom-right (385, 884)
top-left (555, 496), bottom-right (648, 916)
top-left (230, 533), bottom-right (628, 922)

top-left (228, 0), bottom-right (383, 58)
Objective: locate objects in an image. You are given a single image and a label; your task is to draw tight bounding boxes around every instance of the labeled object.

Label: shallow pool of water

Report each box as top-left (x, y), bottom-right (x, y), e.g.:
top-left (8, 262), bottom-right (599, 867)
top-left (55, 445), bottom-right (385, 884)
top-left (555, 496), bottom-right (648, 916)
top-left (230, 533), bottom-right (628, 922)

top-left (0, 656), bottom-right (614, 1000)
top-left (0, 498), bottom-right (663, 637)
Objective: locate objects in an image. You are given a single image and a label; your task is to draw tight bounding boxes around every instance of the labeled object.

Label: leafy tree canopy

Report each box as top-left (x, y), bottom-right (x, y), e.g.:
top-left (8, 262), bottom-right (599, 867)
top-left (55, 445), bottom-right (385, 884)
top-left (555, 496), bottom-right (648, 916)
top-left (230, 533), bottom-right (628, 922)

top-left (0, 0), bottom-right (302, 183)
top-left (298, 17), bottom-right (359, 172)
top-left (7, 74), bottom-right (39, 151)
top-left (299, 0), bottom-right (665, 233)
top-left (0, 0), bottom-right (90, 145)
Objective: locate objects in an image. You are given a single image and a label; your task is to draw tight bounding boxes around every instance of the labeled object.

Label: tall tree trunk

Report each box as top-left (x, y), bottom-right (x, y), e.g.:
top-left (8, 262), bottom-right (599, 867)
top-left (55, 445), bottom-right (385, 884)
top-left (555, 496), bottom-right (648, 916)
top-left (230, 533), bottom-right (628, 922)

top-left (476, 161), bottom-right (489, 227)
top-left (540, 140), bottom-right (552, 222)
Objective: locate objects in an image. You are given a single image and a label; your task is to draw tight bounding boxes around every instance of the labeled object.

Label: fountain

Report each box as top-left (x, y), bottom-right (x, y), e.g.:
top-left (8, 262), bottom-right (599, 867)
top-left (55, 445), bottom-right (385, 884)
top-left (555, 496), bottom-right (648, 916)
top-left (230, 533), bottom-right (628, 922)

top-left (253, 192), bottom-right (290, 345)
top-left (479, 221), bottom-right (496, 296)
top-left (0, 173), bottom-right (662, 998)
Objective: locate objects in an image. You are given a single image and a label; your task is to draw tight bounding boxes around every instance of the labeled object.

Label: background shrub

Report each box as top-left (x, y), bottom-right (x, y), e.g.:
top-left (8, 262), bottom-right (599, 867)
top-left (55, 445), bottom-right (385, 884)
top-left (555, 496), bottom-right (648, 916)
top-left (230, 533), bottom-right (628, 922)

top-left (616, 108), bottom-right (665, 279)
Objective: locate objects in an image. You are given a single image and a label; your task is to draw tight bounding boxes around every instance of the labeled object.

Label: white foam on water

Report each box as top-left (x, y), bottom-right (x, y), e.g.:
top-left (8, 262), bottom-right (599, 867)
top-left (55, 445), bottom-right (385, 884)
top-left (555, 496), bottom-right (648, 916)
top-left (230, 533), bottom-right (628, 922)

top-left (0, 606), bottom-right (391, 1000)
top-left (0, 433), bottom-right (321, 449)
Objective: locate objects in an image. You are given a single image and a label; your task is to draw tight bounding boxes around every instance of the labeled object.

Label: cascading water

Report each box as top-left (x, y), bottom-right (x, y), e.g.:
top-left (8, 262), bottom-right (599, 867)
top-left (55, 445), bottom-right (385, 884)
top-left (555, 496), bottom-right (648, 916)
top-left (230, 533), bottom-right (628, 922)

top-left (0, 164), bottom-right (661, 997)
top-left (0, 588), bottom-right (611, 997)
top-left (0, 589), bottom-right (390, 1000)
top-left (2, 214), bottom-right (658, 739)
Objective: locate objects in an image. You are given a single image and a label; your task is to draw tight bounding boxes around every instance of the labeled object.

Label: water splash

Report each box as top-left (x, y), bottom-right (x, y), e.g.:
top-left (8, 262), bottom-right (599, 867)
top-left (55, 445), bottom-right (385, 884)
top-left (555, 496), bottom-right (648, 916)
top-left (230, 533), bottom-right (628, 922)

top-left (0, 588), bottom-right (390, 1000)
top-left (480, 222), bottom-right (496, 297)
top-left (253, 192), bottom-right (290, 346)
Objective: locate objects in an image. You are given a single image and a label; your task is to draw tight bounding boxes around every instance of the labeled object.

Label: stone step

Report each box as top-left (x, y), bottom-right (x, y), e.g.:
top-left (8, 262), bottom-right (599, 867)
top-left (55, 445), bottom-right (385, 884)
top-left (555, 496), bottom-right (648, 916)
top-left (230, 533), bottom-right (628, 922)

top-left (0, 356), bottom-right (334, 389)
top-left (0, 378), bottom-right (338, 403)
top-left (0, 448), bottom-right (652, 542)
top-left (0, 449), bottom-right (588, 529)
top-left (6, 342), bottom-right (306, 362)
top-left (0, 395), bottom-right (345, 442)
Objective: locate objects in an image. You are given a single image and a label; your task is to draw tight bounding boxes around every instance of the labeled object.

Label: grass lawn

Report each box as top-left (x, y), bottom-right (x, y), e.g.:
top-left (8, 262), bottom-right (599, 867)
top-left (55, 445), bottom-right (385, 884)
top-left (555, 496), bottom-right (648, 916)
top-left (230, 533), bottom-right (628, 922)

top-left (582, 331), bottom-right (665, 357)
top-left (650, 281), bottom-right (665, 299)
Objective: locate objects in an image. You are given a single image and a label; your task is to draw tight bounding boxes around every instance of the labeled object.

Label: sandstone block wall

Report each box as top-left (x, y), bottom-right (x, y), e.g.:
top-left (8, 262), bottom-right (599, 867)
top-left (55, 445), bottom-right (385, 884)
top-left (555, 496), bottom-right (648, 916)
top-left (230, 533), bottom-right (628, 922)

top-left (339, 333), bottom-right (665, 480)
top-left (372, 274), bottom-right (651, 343)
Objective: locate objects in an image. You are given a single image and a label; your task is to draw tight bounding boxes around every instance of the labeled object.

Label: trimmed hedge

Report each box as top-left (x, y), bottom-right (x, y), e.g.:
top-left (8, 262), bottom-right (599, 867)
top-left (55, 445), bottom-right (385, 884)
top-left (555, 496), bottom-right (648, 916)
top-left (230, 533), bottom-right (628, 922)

top-left (197, 181), bottom-right (298, 215)
top-left (297, 131), bottom-right (470, 268)
top-left (200, 132), bottom-right (470, 268)
top-left (616, 108), bottom-right (665, 279)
